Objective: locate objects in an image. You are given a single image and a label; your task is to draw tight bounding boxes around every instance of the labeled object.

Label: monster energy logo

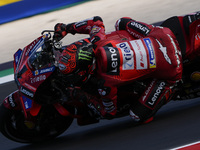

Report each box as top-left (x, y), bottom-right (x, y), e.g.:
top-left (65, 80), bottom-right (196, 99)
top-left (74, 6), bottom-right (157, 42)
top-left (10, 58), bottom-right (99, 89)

top-left (78, 49), bottom-right (92, 61)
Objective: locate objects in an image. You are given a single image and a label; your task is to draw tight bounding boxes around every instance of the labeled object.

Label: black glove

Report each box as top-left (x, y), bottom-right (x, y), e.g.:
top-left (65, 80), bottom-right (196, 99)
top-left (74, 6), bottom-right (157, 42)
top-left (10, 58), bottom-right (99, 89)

top-left (53, 23), bottom-right (68, 41)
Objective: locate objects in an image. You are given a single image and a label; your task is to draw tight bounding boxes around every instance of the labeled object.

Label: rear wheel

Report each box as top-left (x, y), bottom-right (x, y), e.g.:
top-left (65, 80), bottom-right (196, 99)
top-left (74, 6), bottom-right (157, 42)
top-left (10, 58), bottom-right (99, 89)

top-left (0, 104), bottom-right (74, 143)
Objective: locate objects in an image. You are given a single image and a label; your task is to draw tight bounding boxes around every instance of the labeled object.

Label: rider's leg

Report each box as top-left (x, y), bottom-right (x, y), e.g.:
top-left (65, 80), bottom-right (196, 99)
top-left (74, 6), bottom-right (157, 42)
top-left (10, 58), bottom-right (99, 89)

top-left (129, 79), bottom-right (177, 122)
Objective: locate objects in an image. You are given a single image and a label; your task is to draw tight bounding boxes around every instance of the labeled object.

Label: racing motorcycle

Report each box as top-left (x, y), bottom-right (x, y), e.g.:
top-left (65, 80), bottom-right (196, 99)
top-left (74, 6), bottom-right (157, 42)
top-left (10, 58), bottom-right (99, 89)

top-left (0, 16), bottom-right (200, 143)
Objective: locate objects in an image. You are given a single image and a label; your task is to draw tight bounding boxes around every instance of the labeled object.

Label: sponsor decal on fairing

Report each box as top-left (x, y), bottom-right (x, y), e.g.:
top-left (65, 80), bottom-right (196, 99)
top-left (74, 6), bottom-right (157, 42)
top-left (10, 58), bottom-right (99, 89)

top-left (25, 37), bottom-right (44, 56)
top-left (22, 96), bottom-right (32, 109)
top-left (105, 46), bottom-right (120, 75)
top-left (24, 83), bottom-right (36, 92)
top-left (143, 38), bottom-right (156, 68)
top-left (116, 42), bottom-right (134, 70)
top-left (8, 94), bottom-right (17, 108)
top-left (14, 49), bottom-right (22, 67)
top-left (20, 86), bottom-right (34, 98)
top-left (30, 75), bottom-right (46, 83)
top-left (33, 66), bottom-right (55, 76)
top-left (130, 39), bottom-right (148, 70)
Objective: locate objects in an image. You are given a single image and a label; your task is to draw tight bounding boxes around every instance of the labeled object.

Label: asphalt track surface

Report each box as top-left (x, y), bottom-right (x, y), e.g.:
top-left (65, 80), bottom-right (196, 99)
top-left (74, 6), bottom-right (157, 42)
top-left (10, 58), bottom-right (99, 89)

top-left (1, 81), bottom-right (200, 150)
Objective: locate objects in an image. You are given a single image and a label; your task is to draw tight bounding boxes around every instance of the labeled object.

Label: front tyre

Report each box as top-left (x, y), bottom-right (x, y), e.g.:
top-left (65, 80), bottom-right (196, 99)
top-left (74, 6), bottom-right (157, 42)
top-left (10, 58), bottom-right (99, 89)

top-left (0, 104), bottom-right (74, 143)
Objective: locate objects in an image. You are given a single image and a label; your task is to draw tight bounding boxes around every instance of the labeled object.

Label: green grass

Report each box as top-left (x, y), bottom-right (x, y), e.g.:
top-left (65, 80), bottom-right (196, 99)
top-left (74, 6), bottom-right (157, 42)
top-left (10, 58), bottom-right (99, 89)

top-left (0, 68), bottom-right (14, 77)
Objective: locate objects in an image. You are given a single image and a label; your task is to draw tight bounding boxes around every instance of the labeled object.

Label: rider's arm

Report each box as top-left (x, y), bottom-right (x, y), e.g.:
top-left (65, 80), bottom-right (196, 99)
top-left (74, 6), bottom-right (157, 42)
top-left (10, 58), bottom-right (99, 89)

top-left (115, 17), bottom-right (154, 39)
top-left (54, 16), bottom-right (106, 49)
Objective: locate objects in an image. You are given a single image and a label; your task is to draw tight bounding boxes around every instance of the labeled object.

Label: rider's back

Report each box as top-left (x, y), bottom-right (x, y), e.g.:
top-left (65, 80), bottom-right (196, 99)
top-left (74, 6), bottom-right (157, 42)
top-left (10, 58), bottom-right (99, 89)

top-left (95, 27), bottom-right (182, 86)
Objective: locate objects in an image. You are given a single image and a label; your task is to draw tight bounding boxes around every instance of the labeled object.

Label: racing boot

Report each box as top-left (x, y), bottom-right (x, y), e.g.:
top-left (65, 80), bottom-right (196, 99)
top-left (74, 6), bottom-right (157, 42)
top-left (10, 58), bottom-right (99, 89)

top-left (129, 79), bottom-right (176, 123)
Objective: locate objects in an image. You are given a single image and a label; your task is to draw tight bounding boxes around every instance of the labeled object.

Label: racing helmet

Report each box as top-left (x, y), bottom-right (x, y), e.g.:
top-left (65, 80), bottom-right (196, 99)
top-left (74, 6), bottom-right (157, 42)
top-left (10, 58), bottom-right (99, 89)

top-left (58, 39), bottom-right (95, 86)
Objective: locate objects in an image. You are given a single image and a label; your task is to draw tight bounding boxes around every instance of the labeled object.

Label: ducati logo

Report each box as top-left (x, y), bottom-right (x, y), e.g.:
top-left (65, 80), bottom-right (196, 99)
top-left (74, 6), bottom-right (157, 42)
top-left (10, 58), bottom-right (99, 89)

top-left (156, 39), bottom-right (172, 64)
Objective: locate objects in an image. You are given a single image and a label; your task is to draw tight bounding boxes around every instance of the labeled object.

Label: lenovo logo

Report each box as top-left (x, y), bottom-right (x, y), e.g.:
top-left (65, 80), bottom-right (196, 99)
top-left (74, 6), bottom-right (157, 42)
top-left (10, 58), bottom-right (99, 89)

top-left (105, 46), bottom-right (120, 75)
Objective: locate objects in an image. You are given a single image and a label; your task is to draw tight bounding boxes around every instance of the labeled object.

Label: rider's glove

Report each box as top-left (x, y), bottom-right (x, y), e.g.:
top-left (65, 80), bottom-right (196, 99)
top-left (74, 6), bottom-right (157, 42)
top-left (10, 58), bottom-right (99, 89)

top-left (54, 23), bottom-right (68, 41)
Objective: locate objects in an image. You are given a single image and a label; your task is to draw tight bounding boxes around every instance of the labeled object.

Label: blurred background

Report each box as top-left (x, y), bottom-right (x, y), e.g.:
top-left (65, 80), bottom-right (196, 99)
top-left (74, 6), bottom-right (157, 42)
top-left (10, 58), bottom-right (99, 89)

top-left (0, 0), bottom-right (200, 64)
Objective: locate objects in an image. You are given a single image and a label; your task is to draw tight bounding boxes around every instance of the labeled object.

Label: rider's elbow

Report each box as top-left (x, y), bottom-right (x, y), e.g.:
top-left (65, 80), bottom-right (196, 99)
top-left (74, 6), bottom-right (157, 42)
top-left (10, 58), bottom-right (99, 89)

top-left (93, 16), bottom-right (103, 22)
top-left (115, 17), bottom-right (132, 30)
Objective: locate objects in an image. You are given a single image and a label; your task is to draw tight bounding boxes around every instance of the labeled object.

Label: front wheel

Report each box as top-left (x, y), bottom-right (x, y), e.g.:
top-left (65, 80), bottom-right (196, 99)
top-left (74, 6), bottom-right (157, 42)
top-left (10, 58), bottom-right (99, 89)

top-left (0, 104), bottom-right (74, 143)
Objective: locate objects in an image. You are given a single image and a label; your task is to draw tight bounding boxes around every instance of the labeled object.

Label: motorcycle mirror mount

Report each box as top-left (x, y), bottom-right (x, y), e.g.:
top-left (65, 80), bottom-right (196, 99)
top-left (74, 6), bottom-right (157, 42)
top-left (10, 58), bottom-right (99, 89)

top-left (41, 30), bottom-right (55, 35)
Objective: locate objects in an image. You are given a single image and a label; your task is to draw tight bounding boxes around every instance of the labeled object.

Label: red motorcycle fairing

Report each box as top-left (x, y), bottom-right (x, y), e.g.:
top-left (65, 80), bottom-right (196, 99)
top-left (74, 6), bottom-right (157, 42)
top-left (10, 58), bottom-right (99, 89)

top-left (53, 103), bottom-right (71, 117)
top-left (3, 90), bottom-right (21, 110)
top-left (2, 90), bottom-right (42, 118)
top-left (9, 35), bottom-right (58, 118)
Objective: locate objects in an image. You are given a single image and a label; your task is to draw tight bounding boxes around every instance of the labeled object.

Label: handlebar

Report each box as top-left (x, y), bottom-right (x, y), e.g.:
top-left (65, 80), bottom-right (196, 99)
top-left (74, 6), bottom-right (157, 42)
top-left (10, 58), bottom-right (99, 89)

top-left (41, 30), bottom-right (62, 67)
top-left (41, 30), bottom-right (63, 50)
top-left (41, 30), bottom-right (55, 35)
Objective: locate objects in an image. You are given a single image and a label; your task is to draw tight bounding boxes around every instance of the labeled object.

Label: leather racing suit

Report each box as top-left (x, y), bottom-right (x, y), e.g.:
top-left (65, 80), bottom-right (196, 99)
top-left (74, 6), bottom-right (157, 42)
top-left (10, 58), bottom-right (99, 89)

top-left (54, 16), bottom-right (183, 122)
